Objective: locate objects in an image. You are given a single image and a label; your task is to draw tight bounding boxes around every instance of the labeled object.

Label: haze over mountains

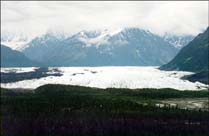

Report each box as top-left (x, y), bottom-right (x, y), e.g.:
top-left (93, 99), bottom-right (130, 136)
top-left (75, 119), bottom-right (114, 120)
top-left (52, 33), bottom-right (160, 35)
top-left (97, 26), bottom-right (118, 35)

top-left (1, 27), bottom-right (196, 67)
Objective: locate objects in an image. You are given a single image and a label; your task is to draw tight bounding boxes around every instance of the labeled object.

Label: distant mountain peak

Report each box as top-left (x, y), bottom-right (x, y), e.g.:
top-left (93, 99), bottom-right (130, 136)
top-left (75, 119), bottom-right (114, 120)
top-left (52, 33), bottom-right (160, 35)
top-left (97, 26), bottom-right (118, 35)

top-left (66, 28), bottom-right (123, 47)
top-left (1, 31), bottom-right (37, 51)
top-left (162, 33), bottom-right (194, 49)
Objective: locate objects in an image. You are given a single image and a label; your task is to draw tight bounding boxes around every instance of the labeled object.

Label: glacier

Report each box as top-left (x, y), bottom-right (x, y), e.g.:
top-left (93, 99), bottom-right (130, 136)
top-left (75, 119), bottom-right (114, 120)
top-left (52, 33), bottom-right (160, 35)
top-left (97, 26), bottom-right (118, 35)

top-left (1, 67), bottom-right (208, 90)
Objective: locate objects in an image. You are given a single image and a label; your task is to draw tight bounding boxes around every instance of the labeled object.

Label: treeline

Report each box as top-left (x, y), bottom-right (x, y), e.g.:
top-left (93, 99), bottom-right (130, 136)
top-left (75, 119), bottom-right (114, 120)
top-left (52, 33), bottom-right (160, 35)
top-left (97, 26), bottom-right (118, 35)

top-left (35, 84), bottom-right (209, 99)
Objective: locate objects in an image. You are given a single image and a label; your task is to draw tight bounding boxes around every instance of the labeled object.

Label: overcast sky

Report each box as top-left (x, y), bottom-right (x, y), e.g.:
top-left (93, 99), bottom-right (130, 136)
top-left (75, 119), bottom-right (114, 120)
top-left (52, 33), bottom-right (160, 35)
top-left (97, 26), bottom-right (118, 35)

top-left (1, 1), bottom-right (208, 38)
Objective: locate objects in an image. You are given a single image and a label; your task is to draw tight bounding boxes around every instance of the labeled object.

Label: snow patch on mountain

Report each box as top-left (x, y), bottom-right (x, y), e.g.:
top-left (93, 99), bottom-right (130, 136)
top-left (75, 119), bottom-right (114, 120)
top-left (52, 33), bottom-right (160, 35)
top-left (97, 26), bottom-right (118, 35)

top-left (76, 28), bottom-right (123, 47)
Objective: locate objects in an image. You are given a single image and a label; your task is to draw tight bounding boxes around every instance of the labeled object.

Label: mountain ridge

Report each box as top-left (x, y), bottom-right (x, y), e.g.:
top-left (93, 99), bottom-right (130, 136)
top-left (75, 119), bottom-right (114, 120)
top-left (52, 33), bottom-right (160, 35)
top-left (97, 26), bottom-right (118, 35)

top-left (22, 27), bottom-right (178, 66)
top-left (1, 44), bottom-right (41, 67)
top-left (160, 27), bottom-right (209, 72)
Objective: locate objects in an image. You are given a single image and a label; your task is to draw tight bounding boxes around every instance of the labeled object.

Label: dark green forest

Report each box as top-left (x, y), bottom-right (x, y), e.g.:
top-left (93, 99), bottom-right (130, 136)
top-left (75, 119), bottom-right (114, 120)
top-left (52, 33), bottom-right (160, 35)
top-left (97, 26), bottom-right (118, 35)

top-left (1, 84), bottom-right (209, 136)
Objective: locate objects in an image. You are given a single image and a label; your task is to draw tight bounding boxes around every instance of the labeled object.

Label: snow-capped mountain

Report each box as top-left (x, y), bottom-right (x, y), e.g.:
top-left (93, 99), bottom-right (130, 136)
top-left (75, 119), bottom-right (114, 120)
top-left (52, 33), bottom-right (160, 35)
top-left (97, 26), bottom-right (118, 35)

top-left (22, 33), bottom-right (67, 63)
top-left (65, 28), bottom-right (123, 47)
top-left (162, 33), bottom-right (194, 49)
top-left (1, 32), bottom-right (33, 51)
top-left (22, 28), bottom-right (178, 66)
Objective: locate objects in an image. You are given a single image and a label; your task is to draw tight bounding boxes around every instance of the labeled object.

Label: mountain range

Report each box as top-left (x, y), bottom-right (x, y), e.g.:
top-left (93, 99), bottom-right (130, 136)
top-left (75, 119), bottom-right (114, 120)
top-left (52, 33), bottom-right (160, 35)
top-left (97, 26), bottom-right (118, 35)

top-left (22, 28), bottom-right (179, 66)
top-left (0, 27), bottom-right (200, 67)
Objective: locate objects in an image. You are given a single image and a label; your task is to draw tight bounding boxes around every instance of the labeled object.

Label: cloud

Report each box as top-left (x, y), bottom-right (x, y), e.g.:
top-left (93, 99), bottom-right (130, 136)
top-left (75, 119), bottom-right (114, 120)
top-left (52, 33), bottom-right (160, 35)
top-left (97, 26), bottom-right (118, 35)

top-left (1, 1), bottom-right (208, 38)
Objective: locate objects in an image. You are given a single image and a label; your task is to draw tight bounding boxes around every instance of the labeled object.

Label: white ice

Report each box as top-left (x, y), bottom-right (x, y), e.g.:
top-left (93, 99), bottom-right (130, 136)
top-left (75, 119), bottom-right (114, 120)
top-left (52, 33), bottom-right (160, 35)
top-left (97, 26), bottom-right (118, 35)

top-left (1, 67), bottom-right (36, 73)
top-left (1, 67), bottom-right (208, 90)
